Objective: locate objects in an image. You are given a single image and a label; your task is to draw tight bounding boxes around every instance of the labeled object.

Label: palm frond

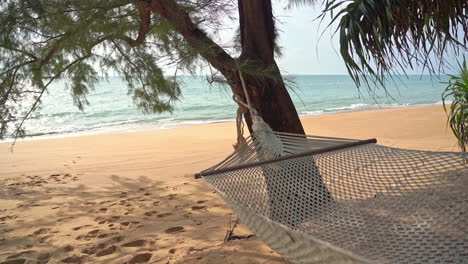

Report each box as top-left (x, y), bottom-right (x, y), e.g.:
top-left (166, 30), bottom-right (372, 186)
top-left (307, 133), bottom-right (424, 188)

top-left (442, 56), bottom-right (468, 153)
top-left (320, 0), bottom-right (468, 89)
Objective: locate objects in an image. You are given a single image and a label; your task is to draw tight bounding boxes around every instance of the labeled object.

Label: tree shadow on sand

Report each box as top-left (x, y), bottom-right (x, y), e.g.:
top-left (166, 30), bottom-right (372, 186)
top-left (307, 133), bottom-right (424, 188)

top-left (0, 172), bottom-right (284, 264)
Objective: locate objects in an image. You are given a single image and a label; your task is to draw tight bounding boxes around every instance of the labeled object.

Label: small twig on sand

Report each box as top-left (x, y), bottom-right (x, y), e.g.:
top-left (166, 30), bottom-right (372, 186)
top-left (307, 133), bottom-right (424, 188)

top-left (224, 214), bottom-right (254, 241)
top-left (224, 214), bottom-right (239, 241)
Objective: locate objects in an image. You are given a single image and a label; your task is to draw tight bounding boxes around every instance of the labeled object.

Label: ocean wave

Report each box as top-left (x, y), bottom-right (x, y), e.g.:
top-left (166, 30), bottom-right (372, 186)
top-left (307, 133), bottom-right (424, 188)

top-left (435, 100), bottom-right (452, 105)
top-left (300, 110), bottom-right (324, 115)
top-left (325, 103), bottom-right (370, 112)
top-left (2, 75), bottom-right (451, 142)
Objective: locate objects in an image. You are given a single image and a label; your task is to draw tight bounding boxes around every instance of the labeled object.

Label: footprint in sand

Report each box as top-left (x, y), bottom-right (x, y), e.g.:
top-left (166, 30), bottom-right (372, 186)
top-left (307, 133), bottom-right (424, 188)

top-left (33, 228), bottom-right (50, 235)
top-left (121, 240), bottom-right (147, 247)
top-left (110, 236), bottom-right (125, 243)
top-left (144, 211), bottom-right (157, 216)
top-left (1, 259), bottom-right (27, 264)
top-left (62, 245), bottom-right (74, 252)
top-left (72, 225), bottom-right (92, 231)
top-left (0, 215), bottom-right (17, 222)
top-left (164, 227), bottom-right (184, 234)
top-left (95, 216), bottom-right (106, 222)
top-left (5, 250), bottom-right (36, 260)
top-left (192, 219), bottom-right (203, 225)
top-left (183, 213), bottom-right (192, 218)
top-left (57, 216), bottom-right (74, 222)
top-left (18, 244), bottom-right (33, 249)
top-left (157, 213), bottom-right (172, 218)
top-left (191, 205), bottom-right (207, 211)
top-left (76, 229), bottom-right (101, 240)
top-left (120, 221), bottom-right (140, 227)
top-left (109, 216), bottom-right (120, 221)
top-left (60, 255), bottom-right (85, 263)
top-left (37, 252), bottom-right (51, 264)
top-left (39, 235), bottom-right (53, 243)
top-left (96, 216), bottom-right (120, 224)
top-left (95, 245), bottom-right (117, 257)
top-left (81, 243), bottom-right (107, 255)
top-left (97, 232), bottom-right (117, 239)
top-left (128, 253), bottom-right (152, 264)
top-left (197, 200), bottom-right (207, 204)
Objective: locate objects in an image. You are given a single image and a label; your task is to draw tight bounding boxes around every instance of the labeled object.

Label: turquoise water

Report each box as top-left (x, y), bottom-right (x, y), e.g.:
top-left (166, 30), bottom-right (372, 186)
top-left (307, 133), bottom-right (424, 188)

top-left (10, 75), bottom-right (450, 140)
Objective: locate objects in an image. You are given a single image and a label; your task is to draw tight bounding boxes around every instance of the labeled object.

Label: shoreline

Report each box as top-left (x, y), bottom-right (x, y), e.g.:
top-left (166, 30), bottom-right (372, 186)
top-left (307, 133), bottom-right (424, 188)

top-left (1, 102), bottom-right (448, 143)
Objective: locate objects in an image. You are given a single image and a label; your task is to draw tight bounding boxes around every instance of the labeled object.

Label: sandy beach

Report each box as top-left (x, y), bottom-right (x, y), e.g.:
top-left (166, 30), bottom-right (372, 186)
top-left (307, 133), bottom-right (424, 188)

top-left (0, 105), bottom-right (459, 264)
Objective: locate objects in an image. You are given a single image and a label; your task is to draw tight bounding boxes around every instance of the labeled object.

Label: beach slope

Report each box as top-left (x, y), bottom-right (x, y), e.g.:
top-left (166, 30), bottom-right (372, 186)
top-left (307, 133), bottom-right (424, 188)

top-left (0, 105), bottom-right (458, 263)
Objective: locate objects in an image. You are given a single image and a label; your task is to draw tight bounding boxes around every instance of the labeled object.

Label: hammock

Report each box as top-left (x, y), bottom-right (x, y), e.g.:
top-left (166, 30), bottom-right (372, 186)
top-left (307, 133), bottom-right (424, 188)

top-left (196, 129), bottom-right (467, 263)
top-left (195, 73), bottom-right (467, 263)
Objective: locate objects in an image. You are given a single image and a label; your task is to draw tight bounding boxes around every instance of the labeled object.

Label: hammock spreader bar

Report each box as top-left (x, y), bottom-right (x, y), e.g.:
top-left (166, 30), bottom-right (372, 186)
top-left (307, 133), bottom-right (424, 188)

top-left (195, 138), bottom-right (377, 179)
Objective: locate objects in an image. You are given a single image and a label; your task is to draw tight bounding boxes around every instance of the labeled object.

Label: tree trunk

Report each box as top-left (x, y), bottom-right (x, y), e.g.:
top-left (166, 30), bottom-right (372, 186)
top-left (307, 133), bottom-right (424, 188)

top-left (151, 0), bottom-right (304, 134)
top-left (236, 0), bottom-right (304, 134)
top-left (150, 1), bottom-right (333, 227)
top-left (236, 0), bottom-right (332, 227)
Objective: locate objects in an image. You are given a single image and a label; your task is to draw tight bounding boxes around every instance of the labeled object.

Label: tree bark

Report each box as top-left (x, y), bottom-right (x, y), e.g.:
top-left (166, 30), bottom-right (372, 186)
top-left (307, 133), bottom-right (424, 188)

top-left (237, 0), bottom-right (305, 134)
top-left (150, 0), bottom-right (304, 134)
top-left (150, 0), bottom-right (333, 227)
top-left (237, 0), bottom-right (332, 227)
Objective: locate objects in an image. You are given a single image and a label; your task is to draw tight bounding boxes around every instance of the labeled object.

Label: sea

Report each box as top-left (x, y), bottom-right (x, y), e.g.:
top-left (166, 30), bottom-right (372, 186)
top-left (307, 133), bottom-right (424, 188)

top-left (4, 75), bottom-right (452, 141)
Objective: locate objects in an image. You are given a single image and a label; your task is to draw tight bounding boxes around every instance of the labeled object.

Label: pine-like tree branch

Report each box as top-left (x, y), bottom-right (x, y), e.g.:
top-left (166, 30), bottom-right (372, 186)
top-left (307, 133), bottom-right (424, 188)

top-left (150, 0), bottom-right (237, 81)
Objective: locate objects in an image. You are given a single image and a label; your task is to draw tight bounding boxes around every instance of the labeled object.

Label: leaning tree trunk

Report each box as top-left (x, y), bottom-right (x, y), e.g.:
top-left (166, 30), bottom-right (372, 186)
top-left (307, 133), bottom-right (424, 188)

top-left (236, 0), bottom-right (333, 227)
top-left (150, 0), bottom-right (333, 227)
top-left (236, 0), bottom-right (304, 134)
top-left (150, 0), bottom-right (302, 134)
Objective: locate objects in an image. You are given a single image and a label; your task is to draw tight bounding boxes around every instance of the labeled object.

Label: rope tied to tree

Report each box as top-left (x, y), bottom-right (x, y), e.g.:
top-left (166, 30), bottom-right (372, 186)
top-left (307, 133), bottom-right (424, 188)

top-left (233, 71), bottom-right (285, 159)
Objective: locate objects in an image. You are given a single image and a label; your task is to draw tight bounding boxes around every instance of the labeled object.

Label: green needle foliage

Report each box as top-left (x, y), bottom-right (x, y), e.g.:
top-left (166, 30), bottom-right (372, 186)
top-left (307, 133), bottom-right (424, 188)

top-left (442, 57), bottom-right (468, 153)
top-left (0, 0), bottom-right (235, 140)
top-left (1, 0), bottom-right (467, 143)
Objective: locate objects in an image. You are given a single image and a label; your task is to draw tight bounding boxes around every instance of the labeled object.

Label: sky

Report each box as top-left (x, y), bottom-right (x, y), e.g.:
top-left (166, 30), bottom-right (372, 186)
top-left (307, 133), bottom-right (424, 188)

top-left (211, 2), bottom-right (467, 76)
top-left (273, 4), bottom-right (347, 75)
top-left (214, 3), bottom-right (347, 75)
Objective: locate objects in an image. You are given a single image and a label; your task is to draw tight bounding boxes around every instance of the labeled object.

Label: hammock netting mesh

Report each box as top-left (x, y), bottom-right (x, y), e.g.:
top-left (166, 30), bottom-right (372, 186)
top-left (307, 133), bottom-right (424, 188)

top-left (198, 133), bottom-right (467, 264)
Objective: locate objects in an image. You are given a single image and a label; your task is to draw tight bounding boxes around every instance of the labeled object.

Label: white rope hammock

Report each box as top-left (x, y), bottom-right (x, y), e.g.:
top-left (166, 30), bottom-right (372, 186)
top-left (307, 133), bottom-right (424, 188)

top-left (195, 72), bottom-right (467, 264)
